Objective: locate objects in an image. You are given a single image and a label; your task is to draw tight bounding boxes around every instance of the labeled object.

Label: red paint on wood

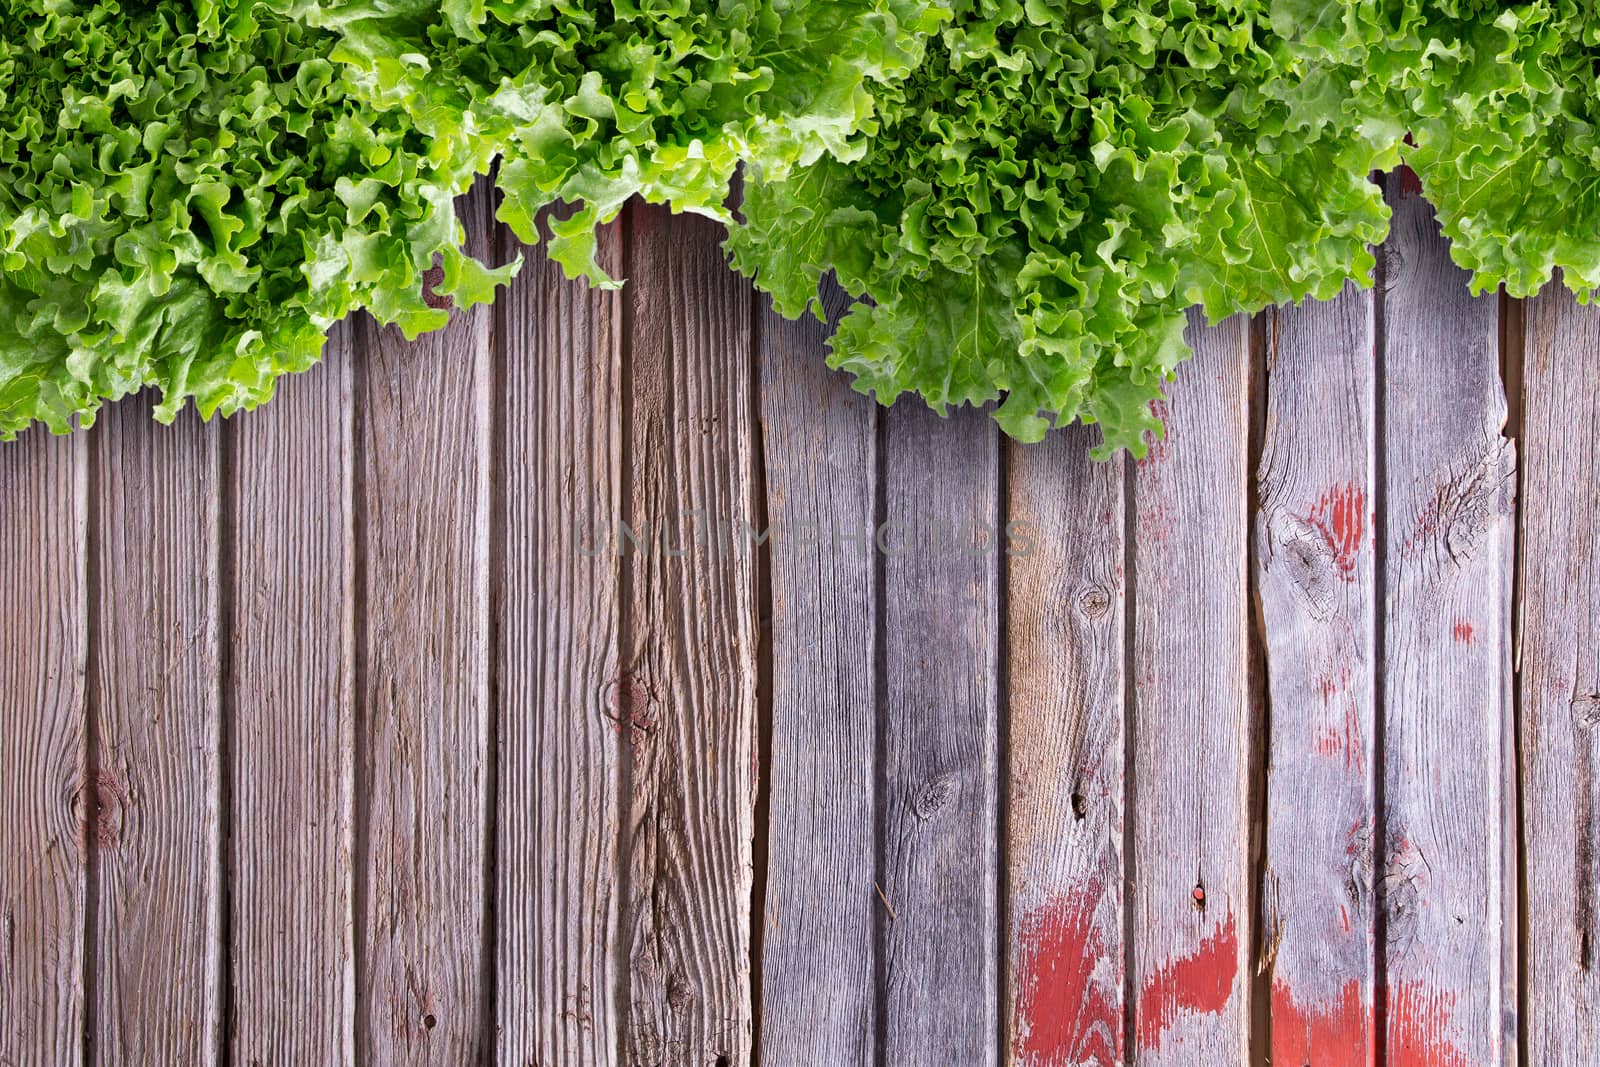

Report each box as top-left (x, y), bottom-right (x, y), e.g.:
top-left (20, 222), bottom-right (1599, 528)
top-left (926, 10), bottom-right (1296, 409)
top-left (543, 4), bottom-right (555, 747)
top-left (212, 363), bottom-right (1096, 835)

top-left (1451, 620), bottom-right (1475, 644)
top-left (1271, 979), bottom-right (1371, 1067)
top-left (1013, 891), bottom-right (1121, 1066)
top-left (1135, 914), bottom-right (1237, 1051)
top-left (1315, 698), bottom-right (1365, 772)
top-left (1316, 664), bottom-right (1350, 705)
top-left (1389, 984), bottom-right (1471, 1067)
top-left (1304, 484), bottom-right (1366, 580)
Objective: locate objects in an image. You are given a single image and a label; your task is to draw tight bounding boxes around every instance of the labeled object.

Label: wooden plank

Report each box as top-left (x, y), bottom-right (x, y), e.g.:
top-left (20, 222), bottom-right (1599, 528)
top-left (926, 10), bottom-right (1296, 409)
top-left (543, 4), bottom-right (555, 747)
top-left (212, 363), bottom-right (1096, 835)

top-left (354, 187), bottom-right (494, 1064)
top-left (880, 402), bottom-right (1000, 1067)
top-left (1003, 425), bottom-right (1126, 1066)
top-left (0, 428), bottom-right (87, 1064)
top-left (1379, 178), bottom-right (1517, 1066)
top-left (226, 334), bottom-right (356, 1065)
top-left (88, 396), bottom-right (222, 1063)
top-left (1517, 284), bottom-right (1598, 1064)
top-left (1255, 286), bottom-right (1378, 1064)
top-left (622, 203), bottom-right (760, 1066)
top-left (756, 281), bottom-right (878, 1067)
top-left (494, 212), bottom-right (625, 1065)
top-left (1128, 312), bottom-right (1251, 1064)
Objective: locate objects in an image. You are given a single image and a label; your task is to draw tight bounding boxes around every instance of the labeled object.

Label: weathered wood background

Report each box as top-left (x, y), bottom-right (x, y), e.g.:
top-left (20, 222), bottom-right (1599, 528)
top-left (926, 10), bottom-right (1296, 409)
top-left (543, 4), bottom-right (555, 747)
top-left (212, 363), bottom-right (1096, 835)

top-left (0, 174), bottom-right (1591, 1065)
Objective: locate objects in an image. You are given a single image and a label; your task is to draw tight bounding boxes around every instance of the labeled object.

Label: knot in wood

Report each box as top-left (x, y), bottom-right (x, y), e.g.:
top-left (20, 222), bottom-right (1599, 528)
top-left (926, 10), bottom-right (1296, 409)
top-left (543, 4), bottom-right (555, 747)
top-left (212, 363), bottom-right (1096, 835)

top-left (75, 767), bottom-right (124, 850)
top-left (665, 973), bottom-right (693, 1013)
top-left (911, 772), bottom-right (956, 820)
top-left (1077, 583), bottom-right (1112, 620)
top-left (602, 672), bottom-right (660, 743)
top-left (1573, 693), bottom-right (1600, 729)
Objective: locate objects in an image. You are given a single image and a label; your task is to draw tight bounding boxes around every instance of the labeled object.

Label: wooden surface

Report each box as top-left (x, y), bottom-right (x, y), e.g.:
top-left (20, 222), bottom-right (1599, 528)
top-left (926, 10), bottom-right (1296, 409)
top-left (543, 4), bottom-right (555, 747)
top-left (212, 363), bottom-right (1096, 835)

top-left (1003, 424), bottom-right (1125, 1067)
top-left (757, 279), bottom-right (878, 1067)
top-left (879, 401), bottom-right (1000, 1067)
top-left (227, 333), bottom-right (356, 1067)
top-left (0, 429), bottom-right (85, 1065)
top-left (621, 203), bottom-right (760, 1067)
top-left (1128, 313), bottom-right (1253, 1064)
top-left (0, 181), bottom-right (1586, 1065)
top-left (493, 209), bottom-right (624, 1067)
top-left (89, 397), bottom-right (223, 1064)
top-left (1520, 283), bottom-right (1600, 1065)
top-left (1256, 282), bottom-right (1378, 1066)
top-left (1381, 178), bottom-right (1517, 1067)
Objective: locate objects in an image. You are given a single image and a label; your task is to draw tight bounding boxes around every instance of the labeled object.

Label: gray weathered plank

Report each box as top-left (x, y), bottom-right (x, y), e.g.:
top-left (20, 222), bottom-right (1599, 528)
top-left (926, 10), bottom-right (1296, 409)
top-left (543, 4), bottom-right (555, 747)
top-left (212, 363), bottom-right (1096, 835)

top-left (1517, 283), bottom-right (1598, 1063)
top-left (880, 401), bottom-right (1000, 1067)
top-left (494, 212), bottom-right (625, 1066)
top-left (1256, 286), bottom-right (1378, 1064)
top-left (354, 187), bottom-right (494, 1064)
top-left (88, 396), bottom-right (223, 1064)
top-left (756, 281), bottom-right (878, 1067)
top-left (1379, 178), bottom-right (1517, 1066)
top-left (1003, 425), bottom-right (1125, 1067)
top-left (0, 428), bottom-right (87, 1065)
top-left (1128, 312), bottom-right (1251, 1064)
top-left (622, 203), bottom-right (760, 1066)
top-left (226, 335), bottom-right (356, 1066)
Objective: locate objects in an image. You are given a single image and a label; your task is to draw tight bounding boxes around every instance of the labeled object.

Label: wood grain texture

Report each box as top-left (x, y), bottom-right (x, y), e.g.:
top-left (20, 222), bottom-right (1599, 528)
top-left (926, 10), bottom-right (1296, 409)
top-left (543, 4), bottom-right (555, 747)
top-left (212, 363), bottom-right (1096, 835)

top-left (88, 395), bottom-right (223, 1065)
top-left (1128, 312), bottom-right (1251, 1065)
top-left (0, 428), bottom-right (87, 1066)
top-left (622, 203), bottom-right (760, 1067)
top-left (880, 401), bottom-right (1000, 1067)
top-left (756, 280), bottom-right (878, 1067)
top-left (226, 333), bottom-right (356, 1066)
top-left (1003, 425), bottom-right (1125, 1067)
top-left (1380, 180), bottom-right (1517, 1066)
top-left (1517, 284), bottom-right (1597, 1064)
top-left (1256, 286), bottom-right (1378, 1065)
top-left (354, 187), bottom-right (493, 1065)
top-left (494, 212), bottom-right (625, 1066)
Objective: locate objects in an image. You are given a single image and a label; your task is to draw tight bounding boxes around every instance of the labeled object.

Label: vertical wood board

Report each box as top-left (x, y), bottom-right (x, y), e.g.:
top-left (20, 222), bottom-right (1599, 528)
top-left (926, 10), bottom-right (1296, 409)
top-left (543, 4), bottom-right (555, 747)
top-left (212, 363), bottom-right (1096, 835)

top-left (622, 203), bottom-right (760, 1067)
top-left (88, 397), bottom-right (222, 1065)
top-left (353, 186), bottom-right (494, 1065)
top-left (1379, 181), bottom-right (1517, 1067)
top-left (494, 212), bottom-right (626, 1067)
top-left (226, 338), bottom-right (357, 1066)
top-left (1128, 313), bottom-right (1252, 1065)
top-left (1256, 285), bottom-right (1379, 1066)
top-left (0, 428), bottom-right (87, 1065)
top-left (1518, 284), bottom-right (1600, 1064)
top-left (880, 402), bottom-right (1000, 1067)
top-left (756, 280), bottom-right (879, 1067)
top-left (1003, 425), bottom-right (1126, 1067)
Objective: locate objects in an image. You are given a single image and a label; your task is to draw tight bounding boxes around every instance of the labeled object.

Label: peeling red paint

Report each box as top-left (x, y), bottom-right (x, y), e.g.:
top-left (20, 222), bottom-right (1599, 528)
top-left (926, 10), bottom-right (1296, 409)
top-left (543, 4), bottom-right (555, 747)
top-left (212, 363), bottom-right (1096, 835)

top-left (1452, 620), bottom-right (1475, 644)
top-left (1138, 497), bottom-right (1174, 542)
top-left (1013, 890), bottom-right (1121, 1066)
top-left (1316, 663), bottom-right (1352, 705)
top-left (1304, 484), bottom-right (1366, 580)
top-left (1315, 696), bottom-right (1365, 773)
top-left (1135, 914), bottom-right (1237, 1050)
top-left (1390, 984), bottom-right (1471, 1067)
top-left (1271, 978), bottom-right (1371, 1067)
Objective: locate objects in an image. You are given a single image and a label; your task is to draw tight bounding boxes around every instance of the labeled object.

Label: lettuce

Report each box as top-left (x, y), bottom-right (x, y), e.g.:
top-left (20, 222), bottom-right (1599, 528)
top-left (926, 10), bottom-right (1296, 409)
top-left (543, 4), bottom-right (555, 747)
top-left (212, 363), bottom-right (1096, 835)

top-left (1, 1), bottom-right (1597, 451)
top-left (0, 0), bottom-right (934, 437)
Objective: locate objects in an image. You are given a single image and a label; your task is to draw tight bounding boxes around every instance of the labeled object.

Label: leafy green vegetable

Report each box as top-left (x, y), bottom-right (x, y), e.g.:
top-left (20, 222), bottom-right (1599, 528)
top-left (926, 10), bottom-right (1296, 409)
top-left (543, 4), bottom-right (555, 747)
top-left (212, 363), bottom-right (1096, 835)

top-left (0, 0), bottom-right (934, 437)
top-left (2, 0), bottom-right (1598, 452)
